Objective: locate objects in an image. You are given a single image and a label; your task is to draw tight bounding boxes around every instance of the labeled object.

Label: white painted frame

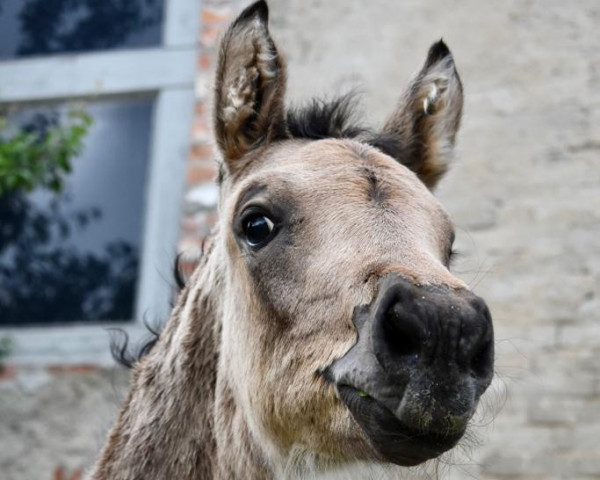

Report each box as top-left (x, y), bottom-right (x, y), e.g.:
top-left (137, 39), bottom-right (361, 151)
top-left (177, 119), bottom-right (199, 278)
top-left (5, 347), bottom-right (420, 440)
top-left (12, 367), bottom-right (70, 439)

top-left (0, 0), bottom-right (202, 365)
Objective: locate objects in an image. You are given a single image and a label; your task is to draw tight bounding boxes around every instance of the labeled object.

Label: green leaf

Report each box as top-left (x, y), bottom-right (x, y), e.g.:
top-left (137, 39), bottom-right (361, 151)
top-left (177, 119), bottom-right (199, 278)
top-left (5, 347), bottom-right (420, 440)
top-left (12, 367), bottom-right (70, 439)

top-left (0, 105), bottom-right (93, 195)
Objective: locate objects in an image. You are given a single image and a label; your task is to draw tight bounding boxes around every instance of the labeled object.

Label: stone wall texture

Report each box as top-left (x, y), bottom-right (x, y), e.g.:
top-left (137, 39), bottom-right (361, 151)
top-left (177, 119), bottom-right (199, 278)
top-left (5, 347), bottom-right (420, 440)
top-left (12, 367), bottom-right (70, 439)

top-left (1, 1), bottom-right (599, 479)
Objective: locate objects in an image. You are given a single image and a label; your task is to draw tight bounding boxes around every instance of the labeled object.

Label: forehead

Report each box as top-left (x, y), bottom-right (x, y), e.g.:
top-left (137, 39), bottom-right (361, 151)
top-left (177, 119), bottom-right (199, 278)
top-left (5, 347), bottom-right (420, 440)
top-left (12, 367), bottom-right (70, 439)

top-left (228, 139), bottom-right (451, 229)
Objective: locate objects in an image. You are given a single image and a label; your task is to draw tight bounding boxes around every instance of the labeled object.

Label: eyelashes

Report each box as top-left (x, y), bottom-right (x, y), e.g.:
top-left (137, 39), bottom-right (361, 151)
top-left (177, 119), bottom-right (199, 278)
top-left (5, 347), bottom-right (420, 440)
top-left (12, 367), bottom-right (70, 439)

top-left (448, 248), bottom-right (461, 267)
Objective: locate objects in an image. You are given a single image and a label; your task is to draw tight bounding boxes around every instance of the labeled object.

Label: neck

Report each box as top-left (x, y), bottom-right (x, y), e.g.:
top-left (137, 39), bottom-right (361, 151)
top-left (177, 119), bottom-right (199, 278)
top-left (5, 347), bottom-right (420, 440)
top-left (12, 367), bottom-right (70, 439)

top-left (89, 248), bottom-right (404, 480)
top-left (89, 245), bottom-right (277, 480)
top-left (90, 249), bottom-right (221, 479)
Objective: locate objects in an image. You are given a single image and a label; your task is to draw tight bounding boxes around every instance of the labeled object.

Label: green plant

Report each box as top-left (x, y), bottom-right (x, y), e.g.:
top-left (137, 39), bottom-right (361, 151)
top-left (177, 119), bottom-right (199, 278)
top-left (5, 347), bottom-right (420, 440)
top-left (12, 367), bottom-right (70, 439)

top-left (0, 107), bottom-right (140, 324)
top-left (0, 109), bottom-right (92, 195)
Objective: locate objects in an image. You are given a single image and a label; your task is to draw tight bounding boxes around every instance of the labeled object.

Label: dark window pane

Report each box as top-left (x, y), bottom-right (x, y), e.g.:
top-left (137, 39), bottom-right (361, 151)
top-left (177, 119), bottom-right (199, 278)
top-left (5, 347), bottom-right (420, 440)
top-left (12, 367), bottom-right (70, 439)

top-left (0, 97), bottom-right (153, 325)
top-left (0, 0), bottom-right (164, 60)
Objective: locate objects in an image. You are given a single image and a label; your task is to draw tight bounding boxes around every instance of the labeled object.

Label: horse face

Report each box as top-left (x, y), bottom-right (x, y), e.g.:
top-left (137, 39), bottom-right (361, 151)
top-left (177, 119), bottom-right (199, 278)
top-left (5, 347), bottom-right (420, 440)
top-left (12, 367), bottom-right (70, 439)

top-left (212, 1), bottom-right (493, 468)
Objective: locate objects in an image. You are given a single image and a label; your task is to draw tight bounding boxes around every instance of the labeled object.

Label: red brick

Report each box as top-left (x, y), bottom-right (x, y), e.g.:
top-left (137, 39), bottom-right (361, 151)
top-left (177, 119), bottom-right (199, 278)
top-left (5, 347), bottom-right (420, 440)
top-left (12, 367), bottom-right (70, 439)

top-left (181, 218), bottom-right (200, 235)
top-left (47, 364), bottom-right (99, 375)
top-left (191, 117), bottom-right (211, 143)
top-left (202, 7), bottom-right (232, 25)
top-left (198, 53), bottom-right (212, 70)
top-left (189, 143), bottom-right (216, 162)
top-left (0, 364), bottom-right (17, 381)
top-left (201, 26), bottom-right (223, 48)
top-left (195, 101), bottom-right (207, 117)
top-left (187, 162), bottom-right (217, 185)
top-left (54, 466), bottom-right (83, 480)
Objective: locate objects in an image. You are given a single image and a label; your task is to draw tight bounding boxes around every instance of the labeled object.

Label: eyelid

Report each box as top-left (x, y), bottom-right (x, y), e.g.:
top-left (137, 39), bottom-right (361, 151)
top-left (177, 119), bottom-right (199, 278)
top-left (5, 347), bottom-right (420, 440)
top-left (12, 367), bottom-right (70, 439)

top-left (446, 230), bottom-right (457, 264)
top-left (233, 184), bottom-right (268, 219)
top-left (239, 201), bottom-right (283, 227)
top-left (450, 230), bottom-right (456, 244)
top-left (240, 204), bottom-right (275, 222)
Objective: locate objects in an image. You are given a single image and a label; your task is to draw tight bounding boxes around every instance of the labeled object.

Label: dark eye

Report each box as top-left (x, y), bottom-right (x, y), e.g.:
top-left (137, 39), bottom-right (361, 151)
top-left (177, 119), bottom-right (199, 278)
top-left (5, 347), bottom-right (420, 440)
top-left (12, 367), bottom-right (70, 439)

top-left (242, 213), bottom-right (276, 248)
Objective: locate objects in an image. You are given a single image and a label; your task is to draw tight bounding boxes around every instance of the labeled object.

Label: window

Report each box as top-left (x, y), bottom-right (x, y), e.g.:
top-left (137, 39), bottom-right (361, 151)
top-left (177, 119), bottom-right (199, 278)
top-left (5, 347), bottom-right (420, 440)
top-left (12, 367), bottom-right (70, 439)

top-left (0, 0), bottom-right (200, 363)
top-left (0, 98), bottom-right (153, 325)
top-left (0, 0), bottom-right (164, 60)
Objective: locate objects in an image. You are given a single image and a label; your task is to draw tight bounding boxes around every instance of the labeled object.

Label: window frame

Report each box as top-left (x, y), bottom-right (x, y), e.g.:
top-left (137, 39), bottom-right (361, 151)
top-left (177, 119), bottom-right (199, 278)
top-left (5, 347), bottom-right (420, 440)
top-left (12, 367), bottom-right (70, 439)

top-left (0, 0), bottom-right (201, 365)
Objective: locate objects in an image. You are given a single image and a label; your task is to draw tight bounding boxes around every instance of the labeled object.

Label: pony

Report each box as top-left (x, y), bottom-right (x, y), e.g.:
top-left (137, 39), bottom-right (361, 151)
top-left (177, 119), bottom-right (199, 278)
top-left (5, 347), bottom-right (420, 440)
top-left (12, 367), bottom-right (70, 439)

top-left (90, 2), bottom-right (493, 478)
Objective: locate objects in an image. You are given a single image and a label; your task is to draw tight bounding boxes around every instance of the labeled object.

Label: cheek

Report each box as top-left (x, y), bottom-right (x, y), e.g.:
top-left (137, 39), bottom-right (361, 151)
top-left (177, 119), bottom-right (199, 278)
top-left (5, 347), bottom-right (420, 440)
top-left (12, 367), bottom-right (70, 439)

top-left (229, 245), bottom-right (379, 453)
top-left (242, 234), bottom-right (370, 377)
top-left (247, 264), bottom-right (302, 322)
top-left (251, 312), bottom-right (360, 452)
top-left (244, 227), bottom-right (305, 320)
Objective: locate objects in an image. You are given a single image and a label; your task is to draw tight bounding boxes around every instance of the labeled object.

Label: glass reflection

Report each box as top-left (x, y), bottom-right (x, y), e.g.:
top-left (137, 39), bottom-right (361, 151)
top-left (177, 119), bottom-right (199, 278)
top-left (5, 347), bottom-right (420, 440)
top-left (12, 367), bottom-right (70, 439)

top-left (0, 97), bottom-right (153, 325)
top-left (0, 0), bottom-right (164, 60)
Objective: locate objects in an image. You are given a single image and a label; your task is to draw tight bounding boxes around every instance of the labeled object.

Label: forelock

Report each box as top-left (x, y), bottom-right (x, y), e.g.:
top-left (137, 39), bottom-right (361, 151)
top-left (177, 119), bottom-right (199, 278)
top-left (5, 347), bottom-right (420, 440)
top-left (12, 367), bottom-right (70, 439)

top-left (285, 93), bottom-right (411, 163)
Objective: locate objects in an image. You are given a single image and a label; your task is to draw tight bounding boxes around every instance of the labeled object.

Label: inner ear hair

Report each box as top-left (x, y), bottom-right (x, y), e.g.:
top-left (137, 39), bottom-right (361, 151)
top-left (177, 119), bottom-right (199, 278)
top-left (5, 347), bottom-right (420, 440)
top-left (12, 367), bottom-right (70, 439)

top-left (213, 0), bottom-right (287, 164)
top-left (381, 40), bottom-right (464, 190)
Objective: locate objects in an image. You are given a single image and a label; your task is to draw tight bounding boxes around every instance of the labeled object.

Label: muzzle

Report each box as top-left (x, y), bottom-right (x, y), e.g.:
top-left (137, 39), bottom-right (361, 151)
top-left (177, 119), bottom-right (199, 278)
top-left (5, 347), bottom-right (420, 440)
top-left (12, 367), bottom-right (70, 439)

top-left (324, 274), bottom-right (494, 465)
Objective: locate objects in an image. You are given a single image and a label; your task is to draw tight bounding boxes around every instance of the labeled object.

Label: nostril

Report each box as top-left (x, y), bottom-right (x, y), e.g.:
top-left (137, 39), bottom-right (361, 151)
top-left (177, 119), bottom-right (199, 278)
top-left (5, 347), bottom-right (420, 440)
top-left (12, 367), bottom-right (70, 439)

top-left (382, 305), bottom-right (423, 359)
top-left (470, 338), bottom-right (493, 380)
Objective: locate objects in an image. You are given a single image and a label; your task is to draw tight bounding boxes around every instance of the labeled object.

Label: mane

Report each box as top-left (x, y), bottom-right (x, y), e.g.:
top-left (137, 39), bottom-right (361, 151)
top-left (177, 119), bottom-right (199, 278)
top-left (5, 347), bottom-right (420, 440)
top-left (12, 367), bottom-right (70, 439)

top-left (286, 92), bottom-right (412, 164)
top-left (286, 92), bottom-right (368, 140)
top-left (109, 254), bottom-right (187, 368)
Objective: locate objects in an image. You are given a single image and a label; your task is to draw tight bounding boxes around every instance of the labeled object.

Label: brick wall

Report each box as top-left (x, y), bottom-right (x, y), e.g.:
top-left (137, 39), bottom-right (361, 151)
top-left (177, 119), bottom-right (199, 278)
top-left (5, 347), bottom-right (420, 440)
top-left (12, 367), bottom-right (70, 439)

top-left (178, 0), bottom-right (242, 277)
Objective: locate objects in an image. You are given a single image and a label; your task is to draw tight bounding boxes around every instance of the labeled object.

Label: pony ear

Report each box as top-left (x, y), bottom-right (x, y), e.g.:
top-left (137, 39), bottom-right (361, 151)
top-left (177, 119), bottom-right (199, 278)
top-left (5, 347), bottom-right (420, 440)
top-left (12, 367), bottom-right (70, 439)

top-left (213, 0), bottom-right (287, 167)
top-left (381, 40), bottom-right (463, 189)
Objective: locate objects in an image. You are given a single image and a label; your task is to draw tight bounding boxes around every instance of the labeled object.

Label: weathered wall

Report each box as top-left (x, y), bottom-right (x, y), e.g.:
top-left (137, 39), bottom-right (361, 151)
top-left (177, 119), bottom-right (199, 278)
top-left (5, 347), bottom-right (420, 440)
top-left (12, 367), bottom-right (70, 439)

top-left (0, 366), bottom-right (130, 480)
top-left (267, 1), bottom-right (600, 478)
top-left (1, 1), bottom-right (598, 479)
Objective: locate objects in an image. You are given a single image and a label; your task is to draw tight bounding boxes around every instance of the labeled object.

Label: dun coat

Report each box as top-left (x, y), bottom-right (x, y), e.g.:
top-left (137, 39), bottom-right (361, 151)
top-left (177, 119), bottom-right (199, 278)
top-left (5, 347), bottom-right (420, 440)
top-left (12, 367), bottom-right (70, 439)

top-left (90, 2), bottom-right (494, 479)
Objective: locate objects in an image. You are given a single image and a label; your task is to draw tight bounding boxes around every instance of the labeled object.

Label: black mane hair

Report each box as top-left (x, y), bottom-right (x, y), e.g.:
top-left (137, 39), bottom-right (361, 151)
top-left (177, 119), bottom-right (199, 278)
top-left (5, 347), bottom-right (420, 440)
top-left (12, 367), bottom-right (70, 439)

top-left (286, 92), bottom-right (412, 166)
top-left (109, 254), bottom-right (186, 368)
top-left (286, 92), bottom-right (368, 140)
top-left (109, 321), bottom-right (162, 369)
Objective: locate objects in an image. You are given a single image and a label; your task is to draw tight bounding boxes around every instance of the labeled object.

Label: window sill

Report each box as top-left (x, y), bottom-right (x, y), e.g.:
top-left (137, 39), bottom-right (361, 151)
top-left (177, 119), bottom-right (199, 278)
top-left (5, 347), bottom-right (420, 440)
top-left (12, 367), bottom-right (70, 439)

top-left (1, 323), bottom-right (149, 366)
